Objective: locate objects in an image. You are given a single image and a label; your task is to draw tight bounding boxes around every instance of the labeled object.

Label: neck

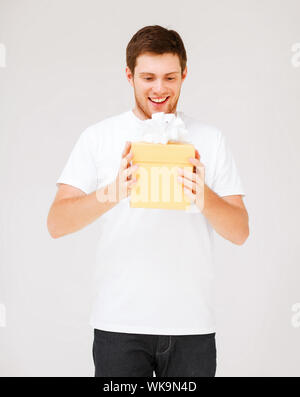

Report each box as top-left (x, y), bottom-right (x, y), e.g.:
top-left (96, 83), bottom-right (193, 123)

top-left (132, 106), bottom-right (178, 121)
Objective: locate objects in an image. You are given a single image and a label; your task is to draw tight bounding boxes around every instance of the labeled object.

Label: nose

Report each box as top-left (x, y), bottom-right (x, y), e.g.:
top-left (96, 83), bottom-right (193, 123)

top-left (152, 79), bottom-right (167, 96)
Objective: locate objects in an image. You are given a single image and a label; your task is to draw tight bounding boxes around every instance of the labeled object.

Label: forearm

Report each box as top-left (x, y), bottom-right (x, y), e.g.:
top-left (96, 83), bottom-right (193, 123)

top-left (202, 184), bottom-right (249, 245)
top-left (47, 185), bottom-right (118, 239)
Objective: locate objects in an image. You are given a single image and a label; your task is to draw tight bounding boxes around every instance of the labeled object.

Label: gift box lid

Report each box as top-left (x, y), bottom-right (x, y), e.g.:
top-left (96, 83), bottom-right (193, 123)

top-left (131, 142), bottom-right (195, 165)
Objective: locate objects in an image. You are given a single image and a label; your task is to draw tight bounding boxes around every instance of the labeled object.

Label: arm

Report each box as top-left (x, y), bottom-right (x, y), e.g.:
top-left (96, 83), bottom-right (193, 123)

top-left (47, 141), bottom-right (138, 239)
top-left (178, 149), bottom-right (249, 246)
top-left (202, 187), bottom-right (249, 245)
top-left (47, 184), bottom-right (118, 239)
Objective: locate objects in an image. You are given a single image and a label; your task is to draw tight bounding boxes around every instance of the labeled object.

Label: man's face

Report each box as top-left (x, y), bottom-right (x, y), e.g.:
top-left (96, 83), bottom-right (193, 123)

top-left (126, 52), bottom-right (187, 120)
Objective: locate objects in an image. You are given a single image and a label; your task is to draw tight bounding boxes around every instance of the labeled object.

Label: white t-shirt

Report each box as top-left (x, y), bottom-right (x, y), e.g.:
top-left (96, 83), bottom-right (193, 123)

top-left (56, 109), bottom-right (245, 335)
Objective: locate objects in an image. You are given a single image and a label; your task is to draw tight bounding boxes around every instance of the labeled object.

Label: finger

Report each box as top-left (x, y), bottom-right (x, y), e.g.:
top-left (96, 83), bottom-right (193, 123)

top-left (178, 168), bottom-right (195, 181)
top-left (122, 141), bottom-right (131, 158)
top-left (177, 175), bottom-right (196, 191)
top-left (188, 150), bottom-right (200, 172)
top-left (196, 164), bottom-right (205, 181)
top-left (189, 157), bottom-right (204, 168)
top-left (189, 158), bottom-right (205, 176)
top-left (178, 169), bottom-right (202, 185)
top-left (189, 156), bottom-right (199, 173)
top-left (121, 141), bottom-right (132, 167)
top-left (123, 164), bottom-right (139, 181)
top-left (121, 150), bottom-right (133, 170)
top-left (183, 187), bottom-right (194, 202)
top-left (126, 177), bottom-right (137, 186)
top-left (123, 177), bottom-right (138, 195)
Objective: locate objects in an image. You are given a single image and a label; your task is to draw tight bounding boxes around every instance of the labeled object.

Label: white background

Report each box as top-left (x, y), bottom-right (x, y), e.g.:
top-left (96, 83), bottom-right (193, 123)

top-left (0, 0), bottom-right (299, 376)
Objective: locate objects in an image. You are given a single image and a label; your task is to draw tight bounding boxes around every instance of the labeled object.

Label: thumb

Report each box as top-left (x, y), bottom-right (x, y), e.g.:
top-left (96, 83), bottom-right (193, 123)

top-left (195, 149), bottom-right (201, 160)
top-left (122, 141), bottom-right (130, 157)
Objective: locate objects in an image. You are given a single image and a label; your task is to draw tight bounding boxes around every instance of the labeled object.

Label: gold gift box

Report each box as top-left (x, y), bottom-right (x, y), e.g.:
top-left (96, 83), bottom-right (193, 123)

top-left (130, 141), bottom-right (195, 210)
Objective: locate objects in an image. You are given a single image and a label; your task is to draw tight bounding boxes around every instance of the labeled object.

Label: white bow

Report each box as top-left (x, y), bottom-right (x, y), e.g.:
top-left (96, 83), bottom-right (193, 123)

top-left (137, 112), bottom-right (190, 144)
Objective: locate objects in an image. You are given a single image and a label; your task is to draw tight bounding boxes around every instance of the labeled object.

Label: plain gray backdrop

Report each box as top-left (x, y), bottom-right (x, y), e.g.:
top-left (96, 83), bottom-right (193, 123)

top-left (0, 0), bottom-right (299, 377)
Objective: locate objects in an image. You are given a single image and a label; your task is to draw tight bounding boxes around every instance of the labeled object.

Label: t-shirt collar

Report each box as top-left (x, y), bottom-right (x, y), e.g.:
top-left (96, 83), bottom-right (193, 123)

top-left (129, 109), bottom-right (184, 124)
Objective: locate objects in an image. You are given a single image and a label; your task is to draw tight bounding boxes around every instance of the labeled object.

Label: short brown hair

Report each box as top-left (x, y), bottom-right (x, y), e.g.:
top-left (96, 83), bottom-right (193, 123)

top-left (126, 25), bottom-right (187, 77)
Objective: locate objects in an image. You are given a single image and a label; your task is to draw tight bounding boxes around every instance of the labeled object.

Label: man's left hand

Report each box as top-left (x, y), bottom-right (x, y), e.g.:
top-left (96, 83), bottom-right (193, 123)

top-left (177, 149), bottom-right (205, 211)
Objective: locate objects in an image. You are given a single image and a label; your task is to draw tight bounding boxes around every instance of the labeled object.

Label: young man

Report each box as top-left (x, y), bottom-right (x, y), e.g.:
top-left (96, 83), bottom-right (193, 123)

top-left (47, 25), bottom-right (249, 377)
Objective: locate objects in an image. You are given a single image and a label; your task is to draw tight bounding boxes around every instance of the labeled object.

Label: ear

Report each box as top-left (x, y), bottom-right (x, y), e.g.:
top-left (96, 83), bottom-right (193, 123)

top-left (125, 66), bottom-right (134, 87)
top-left (181, 66), bottom-right (187, 82)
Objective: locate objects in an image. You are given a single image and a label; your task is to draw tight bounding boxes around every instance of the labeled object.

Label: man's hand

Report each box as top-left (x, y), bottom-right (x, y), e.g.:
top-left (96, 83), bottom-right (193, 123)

top-left (97, 141), bottom-right (139, 204)
top-left (115, 141), bottom-right (139, 202)
top-left (177, 149), bottom-right (205, 211)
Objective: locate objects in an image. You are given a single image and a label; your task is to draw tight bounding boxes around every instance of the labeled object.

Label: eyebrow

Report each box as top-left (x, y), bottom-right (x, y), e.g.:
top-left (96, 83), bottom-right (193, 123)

top-left (138, 72), bottom-right (180, 76)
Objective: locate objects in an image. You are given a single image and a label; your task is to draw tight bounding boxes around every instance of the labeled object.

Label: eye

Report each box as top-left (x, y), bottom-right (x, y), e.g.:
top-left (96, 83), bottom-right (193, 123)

top-left (143, 77), bottom-right (175, 81)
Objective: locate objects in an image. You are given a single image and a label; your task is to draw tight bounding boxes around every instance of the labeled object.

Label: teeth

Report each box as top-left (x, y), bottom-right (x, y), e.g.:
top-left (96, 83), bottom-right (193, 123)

top-left (150, 97), bottom-right (168, 103)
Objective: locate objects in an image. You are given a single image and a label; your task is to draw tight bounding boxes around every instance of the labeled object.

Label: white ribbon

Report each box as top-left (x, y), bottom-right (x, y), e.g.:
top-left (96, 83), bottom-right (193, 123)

top-left (137, 112), bottom-right (191, 144)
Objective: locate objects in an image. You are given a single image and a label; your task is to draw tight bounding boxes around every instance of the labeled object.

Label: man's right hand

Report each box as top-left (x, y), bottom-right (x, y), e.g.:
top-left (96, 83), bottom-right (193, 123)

top-left (97, 141), bottom-right (139, 204)
top-left (115, 141), bottom-right (139, 202)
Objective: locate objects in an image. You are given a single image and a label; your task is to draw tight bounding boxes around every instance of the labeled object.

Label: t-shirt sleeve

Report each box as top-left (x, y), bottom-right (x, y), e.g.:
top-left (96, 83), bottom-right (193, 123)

top-left (56, 129), bottom-right (97, 194)
top-left (211, 131), bottom-right (246, 198)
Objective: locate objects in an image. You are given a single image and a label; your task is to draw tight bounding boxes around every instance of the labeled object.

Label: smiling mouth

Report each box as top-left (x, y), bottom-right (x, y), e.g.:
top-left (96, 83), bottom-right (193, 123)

top-left (148, 97), bottom-right (170, 105)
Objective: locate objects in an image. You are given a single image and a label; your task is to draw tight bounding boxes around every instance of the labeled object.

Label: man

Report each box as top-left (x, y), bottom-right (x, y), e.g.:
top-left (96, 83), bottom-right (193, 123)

top-left (47, 25), bottom-right (249, 377)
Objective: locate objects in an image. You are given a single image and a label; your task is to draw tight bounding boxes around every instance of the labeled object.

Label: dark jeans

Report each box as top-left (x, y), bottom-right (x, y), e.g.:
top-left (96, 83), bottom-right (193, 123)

top-left (93, 329), bottom-right (217, 377)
